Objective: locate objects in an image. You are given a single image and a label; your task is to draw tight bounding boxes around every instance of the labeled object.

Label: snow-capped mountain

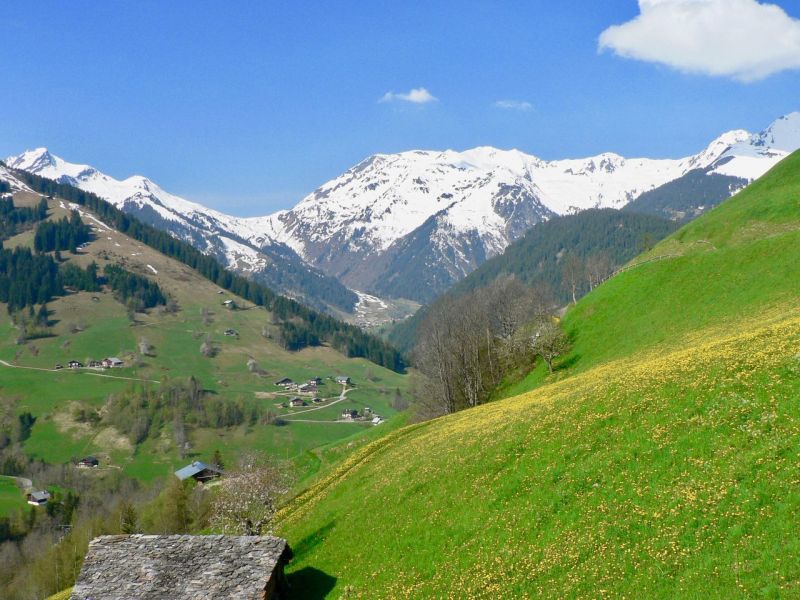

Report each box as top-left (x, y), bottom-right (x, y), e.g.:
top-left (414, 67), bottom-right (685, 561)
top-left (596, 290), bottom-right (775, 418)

top-left (0, 163), bottom-right (32, 193)
top-left (3, 149), bottom-right (358, 312)
top-left (6, 112), bottom-right (799, 307)
top-left (752, 112), bottom-right (800, 152)
top-left (244, 114), bottom-right (797, 301)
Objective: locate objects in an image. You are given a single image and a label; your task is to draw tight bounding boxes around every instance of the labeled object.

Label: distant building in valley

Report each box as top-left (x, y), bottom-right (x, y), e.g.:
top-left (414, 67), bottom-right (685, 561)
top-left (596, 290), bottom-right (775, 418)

top-left (26, 491), bottom-right (50, 506)
top-left (340, 409), bottom-right (358, 420)
top-left (174, 461), bottom-right (223, 484)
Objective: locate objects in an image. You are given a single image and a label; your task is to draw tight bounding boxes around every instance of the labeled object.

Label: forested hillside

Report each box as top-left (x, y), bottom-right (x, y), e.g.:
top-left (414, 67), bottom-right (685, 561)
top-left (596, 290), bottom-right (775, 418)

top-left (0, 175), bottom-right (412, 598)
top-left (0, 196), bottom-right (48, 239)
top-left (8, 166), bottom-right (405, 372)
top-left (389, 209), bottom-right (677, 353)
top-left (623, 165), bottom-right (749, 221)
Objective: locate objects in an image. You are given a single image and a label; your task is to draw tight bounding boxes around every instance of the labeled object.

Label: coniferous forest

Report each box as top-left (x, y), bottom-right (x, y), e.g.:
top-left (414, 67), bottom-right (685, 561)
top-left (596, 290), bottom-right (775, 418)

top-left (0, 245), bottom-right (99, 312)
top-left (33, 211), bottom-right (92, 253)
top-left (0, 196), bottom-right (48, 239)
top-left (104, 264), bottom-right (167, 310)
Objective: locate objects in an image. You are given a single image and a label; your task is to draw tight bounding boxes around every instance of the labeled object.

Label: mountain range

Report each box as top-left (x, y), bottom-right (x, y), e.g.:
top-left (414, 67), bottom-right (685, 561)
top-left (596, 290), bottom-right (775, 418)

top-left (6, 112), bottom-right (799, 306)
top-left (2, 150), bottom-right (357, 313)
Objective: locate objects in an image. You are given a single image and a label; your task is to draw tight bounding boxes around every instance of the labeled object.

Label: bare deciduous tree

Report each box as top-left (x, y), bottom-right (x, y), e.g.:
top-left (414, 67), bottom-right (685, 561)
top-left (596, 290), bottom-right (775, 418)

top-left (138, 337), bottom-right (154, 356)
top-left (585, 252), bottom-right (614, 291)
top-left (200, 335), bottom-right (216, 358)
top-left (173, 412), bottom-right (188, 458)
top-left (561, 254), bottom-right (584, 305)
top-left (413, 276), bottom-right (554, 417)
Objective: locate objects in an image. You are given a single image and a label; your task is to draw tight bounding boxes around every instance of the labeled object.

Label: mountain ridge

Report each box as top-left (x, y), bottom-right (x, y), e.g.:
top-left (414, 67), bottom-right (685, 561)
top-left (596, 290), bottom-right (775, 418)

top-left (7, 113), bottom-right (799, 306)
top-left (3, 150), bottom-right (358, 313)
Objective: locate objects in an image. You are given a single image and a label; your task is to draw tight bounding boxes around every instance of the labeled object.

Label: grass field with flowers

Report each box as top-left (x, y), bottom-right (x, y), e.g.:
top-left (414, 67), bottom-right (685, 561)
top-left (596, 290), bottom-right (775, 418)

top-left (278, 152), bottom-right (800, 598)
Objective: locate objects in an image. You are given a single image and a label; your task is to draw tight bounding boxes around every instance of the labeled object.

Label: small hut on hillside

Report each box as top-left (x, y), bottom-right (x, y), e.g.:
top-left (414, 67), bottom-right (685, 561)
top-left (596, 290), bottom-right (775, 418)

top-left (70, 534), bottom-right (292, 600)
top-left (77, 456), bottom-right (99, 468)
top-left (174, 461), bottom-right (223, 484)
top-left (26, 491), bottom-right (50, 506)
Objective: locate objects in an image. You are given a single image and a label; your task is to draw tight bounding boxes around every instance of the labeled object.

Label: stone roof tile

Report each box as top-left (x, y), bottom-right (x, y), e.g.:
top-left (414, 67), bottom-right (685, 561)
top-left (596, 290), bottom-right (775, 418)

top-left (70, 534), bottom-right (291, 600)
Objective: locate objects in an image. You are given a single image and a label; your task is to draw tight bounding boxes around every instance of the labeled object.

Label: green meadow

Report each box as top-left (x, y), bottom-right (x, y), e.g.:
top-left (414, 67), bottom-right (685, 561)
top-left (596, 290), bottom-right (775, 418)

top-left (0, 476), bottom-right (25, 516)
top-left (274, 152), bottom-right (800, 597)
top-left (0, 194), bottom-right (410, 496)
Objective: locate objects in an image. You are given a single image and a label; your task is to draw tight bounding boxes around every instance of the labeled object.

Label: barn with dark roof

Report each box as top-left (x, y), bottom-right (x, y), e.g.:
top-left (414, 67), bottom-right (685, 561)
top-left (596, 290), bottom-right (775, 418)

top-left (174, 460), bottom-right (223, 483)
top-left (70, 534), bottom-right (292, 600)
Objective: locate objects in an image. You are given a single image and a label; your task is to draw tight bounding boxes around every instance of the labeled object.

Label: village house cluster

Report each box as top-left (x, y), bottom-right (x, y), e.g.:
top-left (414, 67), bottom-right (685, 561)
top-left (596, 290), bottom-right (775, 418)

top-left (340, 407), bottom-right (384, 425)
top-left (274, 374), bottom-right (384, 423)
top-left (274, 376), bottom-right (325, 407)
top-left (274, 375), bottom-right (324, 393)
top-left (56, 357), bottom-right (124, 370)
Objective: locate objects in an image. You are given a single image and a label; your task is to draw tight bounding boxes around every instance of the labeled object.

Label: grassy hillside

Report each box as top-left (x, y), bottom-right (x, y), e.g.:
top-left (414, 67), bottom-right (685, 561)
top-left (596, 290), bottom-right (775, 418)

top-left (560, 149), bottom-right (800, 373)
top-left (276, 152), bottom-right (800, 597)
top-left (0, 191), bottom-right (409, 489)
top-left (0, 476), bottom-right (26, 515)
top-left (389, 209), bottom-right (677, 354)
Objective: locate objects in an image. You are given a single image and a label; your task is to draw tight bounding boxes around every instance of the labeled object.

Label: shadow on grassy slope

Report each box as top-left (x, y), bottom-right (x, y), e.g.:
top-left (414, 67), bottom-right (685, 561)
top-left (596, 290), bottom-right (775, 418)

top-left (287, 567), bottom-right (337, 599)
top-left (287, 524), bottom-right (338, 599)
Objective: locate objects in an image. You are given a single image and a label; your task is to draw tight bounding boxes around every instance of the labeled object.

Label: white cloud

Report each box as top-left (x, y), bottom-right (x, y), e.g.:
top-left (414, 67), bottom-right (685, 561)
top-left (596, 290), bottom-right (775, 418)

top-left (379, 87), bottom-right (438, 104)
top-left (599, 0), bottom-right (800, 82)
top-left (494, 99), bottom-right (533, 111)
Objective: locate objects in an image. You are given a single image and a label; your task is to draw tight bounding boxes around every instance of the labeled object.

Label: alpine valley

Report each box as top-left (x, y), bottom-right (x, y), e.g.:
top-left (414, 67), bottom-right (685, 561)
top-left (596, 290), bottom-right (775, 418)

top-left (6, 113), bottom-right (800, 309)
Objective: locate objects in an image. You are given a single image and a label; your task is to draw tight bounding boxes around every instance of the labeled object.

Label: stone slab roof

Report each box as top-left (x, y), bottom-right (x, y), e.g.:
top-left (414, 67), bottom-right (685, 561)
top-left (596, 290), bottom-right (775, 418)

top-left (70, 534), bottom-right (291, 600)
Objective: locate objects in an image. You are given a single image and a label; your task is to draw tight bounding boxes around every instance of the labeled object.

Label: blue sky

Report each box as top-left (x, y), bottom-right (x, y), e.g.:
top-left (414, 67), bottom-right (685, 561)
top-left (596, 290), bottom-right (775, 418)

top-left (1, 1), bottom-right (798, 215)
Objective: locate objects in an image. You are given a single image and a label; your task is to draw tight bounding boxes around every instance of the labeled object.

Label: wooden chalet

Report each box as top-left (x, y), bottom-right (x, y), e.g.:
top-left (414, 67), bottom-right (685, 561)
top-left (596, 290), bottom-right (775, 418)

top-left (174, 461), bottom-right (223, 484)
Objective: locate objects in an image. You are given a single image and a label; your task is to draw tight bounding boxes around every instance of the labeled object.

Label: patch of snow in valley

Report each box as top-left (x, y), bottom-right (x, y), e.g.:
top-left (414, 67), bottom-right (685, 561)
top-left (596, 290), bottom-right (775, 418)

top-left (218, 236), bottom-right (268, 272)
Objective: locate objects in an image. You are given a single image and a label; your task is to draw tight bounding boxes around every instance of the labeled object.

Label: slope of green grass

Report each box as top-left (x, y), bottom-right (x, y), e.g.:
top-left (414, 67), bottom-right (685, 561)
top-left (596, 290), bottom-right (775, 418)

top-left (280, 315), bottom-right (800, 598)
top-left (560, 150), bottom-right (800, 374)
top-left (0, 193), bottom-right (410, 489)
top-left (275, 152), bottom-right (800, 597)
top-left (388, 209), bottom-right (678, 354)
top-left (0, 476), bottom-right (26, 515)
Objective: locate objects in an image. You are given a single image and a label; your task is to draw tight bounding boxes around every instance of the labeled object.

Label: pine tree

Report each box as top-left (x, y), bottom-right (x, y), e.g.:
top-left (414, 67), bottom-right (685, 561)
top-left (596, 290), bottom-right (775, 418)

top-left (211, 449), bottom-right (225, 471)
top-left (120, 502), bottom-right (138, 534)
top-left (36, 304), bottom-right (48, 327)
top-left (159, 477), bottom-right (192, 534)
